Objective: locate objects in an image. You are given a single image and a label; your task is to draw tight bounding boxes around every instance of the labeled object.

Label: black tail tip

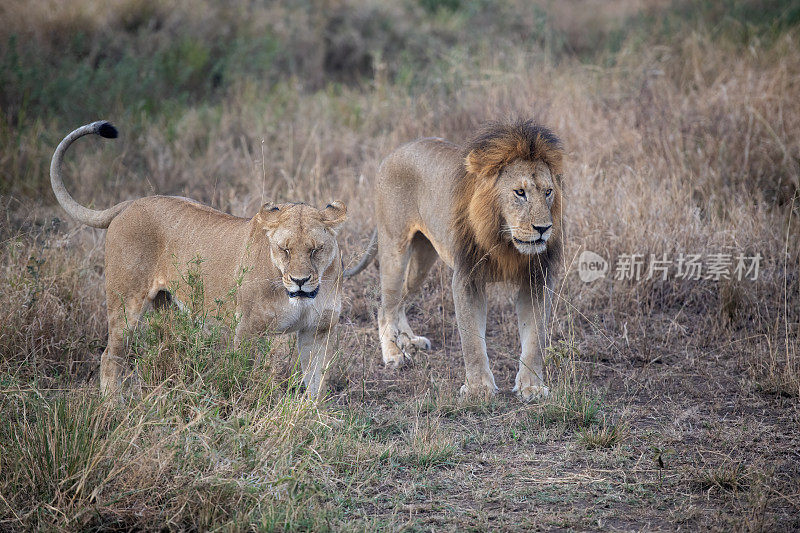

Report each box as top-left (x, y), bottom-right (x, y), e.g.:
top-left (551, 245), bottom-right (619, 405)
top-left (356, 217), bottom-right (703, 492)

top-left (97, 122), bottom-right (118, 139)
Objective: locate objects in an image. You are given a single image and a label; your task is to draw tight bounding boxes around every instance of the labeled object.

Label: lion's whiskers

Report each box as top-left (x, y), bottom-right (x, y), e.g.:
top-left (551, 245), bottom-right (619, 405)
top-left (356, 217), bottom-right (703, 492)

top-left (501, 224), bottom-right (526, 237)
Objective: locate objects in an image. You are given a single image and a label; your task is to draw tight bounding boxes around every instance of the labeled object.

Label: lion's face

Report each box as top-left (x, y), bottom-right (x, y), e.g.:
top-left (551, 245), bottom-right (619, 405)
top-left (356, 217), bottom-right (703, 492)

top-left (256, 202), bottom-right (346, 300)
top-left (457, 120), bottom-right (565, 280)
top-left (496, 159), bottom-right (558, 255)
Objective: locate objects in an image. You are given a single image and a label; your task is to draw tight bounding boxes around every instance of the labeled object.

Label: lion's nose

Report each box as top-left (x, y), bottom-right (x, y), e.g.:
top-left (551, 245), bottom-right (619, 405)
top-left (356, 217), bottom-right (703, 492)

top-left (532, 224), bottom-right (552, 236)
top-left (290, 275), bottom-right (311, 287)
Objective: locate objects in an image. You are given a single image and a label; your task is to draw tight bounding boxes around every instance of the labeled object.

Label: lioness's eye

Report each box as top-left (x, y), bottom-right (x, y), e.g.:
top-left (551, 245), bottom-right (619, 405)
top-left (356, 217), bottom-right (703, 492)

top-left (514, 189), bottom-right (526, 198)
top-left (545, 188), bottom-right (553, 197)
top-left (310, 247), bottom-right (320, 258)
top-left (282, 248), bottom-right (290, 258)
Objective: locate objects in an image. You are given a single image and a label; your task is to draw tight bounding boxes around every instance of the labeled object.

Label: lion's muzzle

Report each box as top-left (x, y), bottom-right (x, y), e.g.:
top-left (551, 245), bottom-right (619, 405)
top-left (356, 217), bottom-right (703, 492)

top-left (512, 223), bottom-right (552, 255)
top-left (532, 224), bottom-right (552, 238)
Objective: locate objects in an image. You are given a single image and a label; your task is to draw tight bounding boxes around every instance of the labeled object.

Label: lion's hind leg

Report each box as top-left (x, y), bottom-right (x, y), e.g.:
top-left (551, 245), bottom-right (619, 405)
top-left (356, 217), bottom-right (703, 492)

top-left (377, 232), bottom-right (414, 368)
top-left (396, 232), bottom-right (438, 352)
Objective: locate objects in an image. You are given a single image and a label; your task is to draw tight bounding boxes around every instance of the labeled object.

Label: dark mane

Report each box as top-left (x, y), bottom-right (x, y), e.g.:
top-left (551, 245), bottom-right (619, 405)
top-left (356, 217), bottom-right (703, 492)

top-left (462, 120), bottom-right (564, 179)
top-left (452, 119), bottom-right (565, 282)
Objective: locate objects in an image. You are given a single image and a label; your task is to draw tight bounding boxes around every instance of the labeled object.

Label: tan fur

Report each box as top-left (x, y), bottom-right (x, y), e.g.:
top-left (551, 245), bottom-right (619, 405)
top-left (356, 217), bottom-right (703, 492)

top-left (50, 122), bottom-right (346, 399)
top-left (352, 120), bottom-right (565, 401)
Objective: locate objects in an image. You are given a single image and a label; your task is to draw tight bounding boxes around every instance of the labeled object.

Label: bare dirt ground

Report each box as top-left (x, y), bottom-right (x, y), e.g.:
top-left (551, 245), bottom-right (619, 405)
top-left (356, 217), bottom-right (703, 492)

top-left (318, 259), bottom-right (800, 530)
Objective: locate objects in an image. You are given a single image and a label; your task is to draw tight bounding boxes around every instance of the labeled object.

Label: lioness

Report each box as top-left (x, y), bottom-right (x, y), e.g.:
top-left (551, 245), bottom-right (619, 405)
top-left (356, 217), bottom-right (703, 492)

top-left (50, 121), bottom-right (347, 399)
top-left (346, 120), bottom-right (564, 401)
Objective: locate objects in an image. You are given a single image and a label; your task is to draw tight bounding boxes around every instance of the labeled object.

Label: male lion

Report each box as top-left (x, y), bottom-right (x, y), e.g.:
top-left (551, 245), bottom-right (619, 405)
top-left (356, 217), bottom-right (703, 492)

top-left (50, 121), bottom-right (347, 399)
top-left (346, 120), bottom-right (564, 401)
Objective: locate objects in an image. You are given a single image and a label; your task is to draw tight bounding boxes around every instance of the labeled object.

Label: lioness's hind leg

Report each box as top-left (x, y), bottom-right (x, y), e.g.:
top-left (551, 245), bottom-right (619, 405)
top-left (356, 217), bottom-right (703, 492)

top-left (101, 293), bottom-right (148, 397)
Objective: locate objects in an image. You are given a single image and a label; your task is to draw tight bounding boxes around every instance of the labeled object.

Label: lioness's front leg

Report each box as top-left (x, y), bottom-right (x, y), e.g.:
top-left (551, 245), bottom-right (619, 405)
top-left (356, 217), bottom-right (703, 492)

top-left (452, 271), bottom-right (497, 397)
top-left (513, 280), bottom-right (551, 402)
top-left (297, 327), bottom-right (334, 400)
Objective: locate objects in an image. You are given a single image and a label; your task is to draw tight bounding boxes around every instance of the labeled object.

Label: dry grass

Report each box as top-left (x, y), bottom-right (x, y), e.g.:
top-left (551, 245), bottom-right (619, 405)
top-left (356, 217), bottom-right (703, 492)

top-left (2, 0), bottom-right (800, 530)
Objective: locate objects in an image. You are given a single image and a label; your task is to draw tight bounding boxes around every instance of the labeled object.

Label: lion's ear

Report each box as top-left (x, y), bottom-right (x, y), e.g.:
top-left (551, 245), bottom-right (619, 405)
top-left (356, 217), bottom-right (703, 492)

top-left (255, 202), bottom-right (283, 230)
top-left (465, 149), bottom-right (501, 179)
top-left (321, 201), bottom-right (347, 231)
top-left (464, 149), bottom-right (484, 176)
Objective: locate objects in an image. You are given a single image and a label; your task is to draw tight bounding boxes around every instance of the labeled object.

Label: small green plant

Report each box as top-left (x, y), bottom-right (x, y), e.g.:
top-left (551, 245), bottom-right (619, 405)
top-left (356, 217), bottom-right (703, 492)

top-left (532, 337), bottom-right (604, 429)
top-left (536, 387), bottom-right (602, 429)
top-left (578, 419), bottom-right (628, 449)
top-left (691, 463), bottom-right (748, 492)
top-left (23, 255), bottom-right (45, 308)
top-left (397, 427), bottom-right (457, 470)
top-left (129, 258), bottom-right (268, 402)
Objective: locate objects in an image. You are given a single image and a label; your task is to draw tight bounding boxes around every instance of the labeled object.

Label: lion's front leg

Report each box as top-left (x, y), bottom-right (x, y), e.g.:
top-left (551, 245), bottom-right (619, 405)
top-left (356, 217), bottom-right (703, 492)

top-left (513, 281), bottom-right (551, 402)
top-left (452, 272), bottom-right (497, 398)
top-left (297, 327), bottom-right (334, 400)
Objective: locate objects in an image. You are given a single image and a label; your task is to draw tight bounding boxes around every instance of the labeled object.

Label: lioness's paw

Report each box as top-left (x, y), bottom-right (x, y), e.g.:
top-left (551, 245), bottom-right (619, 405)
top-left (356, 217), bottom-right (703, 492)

top-left (513, 383), bottom-right (550, 402)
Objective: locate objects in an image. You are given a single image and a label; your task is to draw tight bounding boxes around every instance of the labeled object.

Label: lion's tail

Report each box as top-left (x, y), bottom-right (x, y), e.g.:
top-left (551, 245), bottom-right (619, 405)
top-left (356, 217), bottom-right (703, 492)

top-left (50, 121), bottom-right (132, 229)
top-left (344, 229), bottom-right (378, 278)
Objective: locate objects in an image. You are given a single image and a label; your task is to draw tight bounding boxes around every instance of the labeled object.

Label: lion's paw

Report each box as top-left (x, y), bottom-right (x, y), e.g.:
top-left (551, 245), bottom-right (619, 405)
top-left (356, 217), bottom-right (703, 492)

top-left (382, 342), bottom-right (412, 369)
top-left (382, 351), bottom-right (407, 369)
top-left (395, 331), bottom-right (431, 352)
top-left (459, 379), bottom-right (498, 400)
top-left (513, 383), bottom-right (550, 403)
top-left (405, 334), bottom-right (431, 351)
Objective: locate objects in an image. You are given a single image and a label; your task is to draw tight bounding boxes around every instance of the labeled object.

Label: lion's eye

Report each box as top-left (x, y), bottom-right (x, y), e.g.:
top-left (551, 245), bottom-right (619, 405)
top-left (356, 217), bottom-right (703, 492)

top-left (310, 247), bottom-right (320, 258)
top-left (282, 248), bottom-right (290, 258)
top-left (514, 189), bottom-right (526, 198)
top-left (545, 188), bottom-right (553, 197)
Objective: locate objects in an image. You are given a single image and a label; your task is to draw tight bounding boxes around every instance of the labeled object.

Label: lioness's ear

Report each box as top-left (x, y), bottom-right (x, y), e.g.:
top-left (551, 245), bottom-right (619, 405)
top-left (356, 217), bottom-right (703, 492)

top-left (255, 202), bottom-right (283, 230)
top-left (321, 201), bottom-right (347, 230)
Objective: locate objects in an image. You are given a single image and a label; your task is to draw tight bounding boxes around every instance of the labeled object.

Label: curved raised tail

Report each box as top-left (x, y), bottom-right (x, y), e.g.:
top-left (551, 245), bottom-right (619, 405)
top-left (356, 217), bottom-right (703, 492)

top-left (50, 121), bottom-right (132, 228)
top-left (344, 229), bottom-right (378, 278)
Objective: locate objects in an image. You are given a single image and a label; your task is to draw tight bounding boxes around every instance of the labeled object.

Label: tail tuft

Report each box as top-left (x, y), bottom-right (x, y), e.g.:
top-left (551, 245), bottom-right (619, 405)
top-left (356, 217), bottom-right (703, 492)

top-left (96, 122), bottom-right (118, 139)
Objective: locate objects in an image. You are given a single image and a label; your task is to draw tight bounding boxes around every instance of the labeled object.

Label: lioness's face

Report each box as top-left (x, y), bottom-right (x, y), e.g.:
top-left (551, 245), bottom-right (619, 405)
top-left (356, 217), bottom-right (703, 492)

top-left (256, 202), bottom-right (346, 301)
top-left (497, 160), bottom-right (558, 255)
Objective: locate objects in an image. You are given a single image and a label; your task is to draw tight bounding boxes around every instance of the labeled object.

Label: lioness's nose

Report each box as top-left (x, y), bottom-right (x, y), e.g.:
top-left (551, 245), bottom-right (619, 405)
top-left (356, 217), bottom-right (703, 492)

top-left (533, 224), bottom-right (552, 235)
top-left (290, 275), bottom-right (311, 286)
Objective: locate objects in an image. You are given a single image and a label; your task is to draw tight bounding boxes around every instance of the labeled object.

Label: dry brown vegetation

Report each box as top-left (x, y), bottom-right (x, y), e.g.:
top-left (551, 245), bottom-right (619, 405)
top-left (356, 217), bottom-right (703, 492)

top-left (1, 0), bottom-right (799, 530)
